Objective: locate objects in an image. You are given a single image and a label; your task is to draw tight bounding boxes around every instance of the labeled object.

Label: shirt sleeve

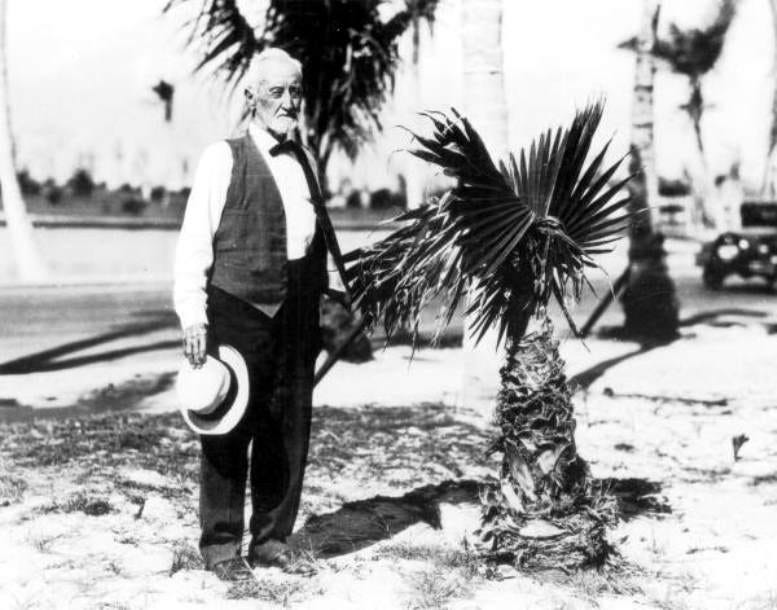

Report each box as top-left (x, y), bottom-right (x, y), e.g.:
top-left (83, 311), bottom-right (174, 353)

top-left (173, 141), bottom-right (232, 329)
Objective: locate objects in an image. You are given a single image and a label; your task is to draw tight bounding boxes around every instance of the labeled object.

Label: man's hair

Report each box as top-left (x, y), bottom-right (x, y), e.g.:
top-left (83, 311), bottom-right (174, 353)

top-left (248, 48), bottom-right (302, 87)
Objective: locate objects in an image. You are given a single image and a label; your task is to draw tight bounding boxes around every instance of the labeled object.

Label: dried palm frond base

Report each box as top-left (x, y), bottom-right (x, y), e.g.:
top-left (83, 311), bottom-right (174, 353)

top-left (476, 317), bottom-right (620, 572)
top-left (477, 483), bottom-right (618, 572)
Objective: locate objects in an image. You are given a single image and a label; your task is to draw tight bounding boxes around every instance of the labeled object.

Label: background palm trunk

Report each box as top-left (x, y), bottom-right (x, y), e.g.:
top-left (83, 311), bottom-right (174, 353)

top-left (460, 0), bottom-right (510, 412)
top-left (404, 17), bottom-right (426, 210)
top-left (620, 0), bottom-right (679, 341)
top-left (762, 0), bottom-right (777, 197)
top-left (0, 0), bottom-right (46, 282)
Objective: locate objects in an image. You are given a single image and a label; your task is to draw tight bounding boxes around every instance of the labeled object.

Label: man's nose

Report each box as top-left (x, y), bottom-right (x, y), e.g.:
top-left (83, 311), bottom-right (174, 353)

top-left (280, 89), bottom-right (293, 107)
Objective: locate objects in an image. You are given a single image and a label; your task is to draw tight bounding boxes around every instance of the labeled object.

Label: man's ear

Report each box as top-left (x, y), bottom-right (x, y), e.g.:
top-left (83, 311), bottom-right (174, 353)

top-left (244, 86), bottom-right (257, 116)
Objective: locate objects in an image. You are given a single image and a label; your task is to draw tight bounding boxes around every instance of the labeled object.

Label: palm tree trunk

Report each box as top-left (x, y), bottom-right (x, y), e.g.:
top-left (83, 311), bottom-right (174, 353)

top-left (461, 0), bottom-right (509, 160)
top-left (620, 0), bottom-right (679, 341)
top-left (0, 0), bottom-right (46, 282)
top-left (404, 17), bottom-right (426, 210)
top-left (460, 0), bottom-right (509, 412)
top-left (762, 0), bottom-right (777, 197)
top-left (685, 76), bottom-right (717, 230)
top-left (480, 315), bottom-right (614, 570)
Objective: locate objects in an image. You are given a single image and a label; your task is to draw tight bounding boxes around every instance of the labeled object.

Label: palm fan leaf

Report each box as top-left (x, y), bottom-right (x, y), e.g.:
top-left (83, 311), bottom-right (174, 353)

top-left (164, 0), bottom-right (441, 170)
top-left (347, 101), bottom-right (634, 348)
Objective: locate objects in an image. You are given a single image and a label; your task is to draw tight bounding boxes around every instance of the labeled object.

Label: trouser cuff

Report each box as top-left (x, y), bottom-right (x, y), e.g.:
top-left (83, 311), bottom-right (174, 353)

top-left (201, 542), bottom-right (241, 570)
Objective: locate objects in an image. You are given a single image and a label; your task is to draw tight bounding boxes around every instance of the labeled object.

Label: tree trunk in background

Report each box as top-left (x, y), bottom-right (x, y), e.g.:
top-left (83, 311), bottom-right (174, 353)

top-left (684, 77), bottom-right (718, 232)
top-left (461, 0), bottom-right (509, 160)
top-left (460, 0), bottom-right (510, 410)
top-left (762, 0), bottom-right (777, 197)
top-left (0, 0), bottom-right (47, 282)
top-left (620, 0), bottom-right (679, 341)
top-left (405, 17), bottom-right (426, 210)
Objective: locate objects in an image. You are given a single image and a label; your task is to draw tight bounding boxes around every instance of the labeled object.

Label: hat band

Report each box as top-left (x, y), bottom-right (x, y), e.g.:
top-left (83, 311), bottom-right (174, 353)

top-left (190, 365), bottom-right (239, 423)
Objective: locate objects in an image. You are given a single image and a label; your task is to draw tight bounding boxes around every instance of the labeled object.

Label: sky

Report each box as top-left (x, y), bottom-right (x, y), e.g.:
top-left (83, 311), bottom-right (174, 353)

top-left (6, 0), bottom-right (775, 191)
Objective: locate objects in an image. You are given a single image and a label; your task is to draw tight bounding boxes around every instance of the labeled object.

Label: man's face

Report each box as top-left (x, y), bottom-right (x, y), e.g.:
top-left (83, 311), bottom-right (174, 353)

top-left (248, 61), bottom-right (302, 139)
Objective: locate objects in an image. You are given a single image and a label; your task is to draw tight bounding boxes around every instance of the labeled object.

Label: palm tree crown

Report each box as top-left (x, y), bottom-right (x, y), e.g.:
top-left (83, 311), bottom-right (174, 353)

top-left (346, 101), bottom-right (633, 347)
top-left (654, 0), bottom-right (736, 154)
top-left (164, 0), bottom-right (439, 176)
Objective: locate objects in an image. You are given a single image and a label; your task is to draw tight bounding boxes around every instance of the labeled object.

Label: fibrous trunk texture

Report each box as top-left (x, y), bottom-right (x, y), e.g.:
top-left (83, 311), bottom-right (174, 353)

top-left (479, 318), bottom-right (616, 571)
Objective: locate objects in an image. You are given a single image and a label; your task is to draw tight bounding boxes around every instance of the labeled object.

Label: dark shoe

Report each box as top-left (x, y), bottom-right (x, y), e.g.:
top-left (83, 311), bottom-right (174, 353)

top-left (210, 556), bottom-right (256, 582)
top-left (250, 540), bottom-right (317, 576)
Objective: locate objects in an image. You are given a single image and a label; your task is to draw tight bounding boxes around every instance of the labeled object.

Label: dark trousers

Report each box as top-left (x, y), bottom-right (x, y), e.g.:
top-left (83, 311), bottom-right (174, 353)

top-left (198, 267), bottom-right (320, 568)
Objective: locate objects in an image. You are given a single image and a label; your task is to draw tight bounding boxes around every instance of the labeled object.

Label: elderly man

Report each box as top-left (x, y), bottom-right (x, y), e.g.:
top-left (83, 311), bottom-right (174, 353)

top-left (174, 48), bottom-right (339, 580)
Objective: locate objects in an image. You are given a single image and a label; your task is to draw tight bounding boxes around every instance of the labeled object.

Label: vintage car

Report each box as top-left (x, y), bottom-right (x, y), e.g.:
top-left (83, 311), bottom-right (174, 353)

top-left (696, 200), bottom-right (777, 289)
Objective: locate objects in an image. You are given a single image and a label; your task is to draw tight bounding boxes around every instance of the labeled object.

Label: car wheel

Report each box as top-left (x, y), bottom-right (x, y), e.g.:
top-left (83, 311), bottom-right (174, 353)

top-left (703, 266), bottom-right (724, 290)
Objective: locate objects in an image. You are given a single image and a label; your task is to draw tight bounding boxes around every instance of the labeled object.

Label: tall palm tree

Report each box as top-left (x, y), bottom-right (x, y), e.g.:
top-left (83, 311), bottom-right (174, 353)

top-left (345, 102), bottom-right (633, 568)
top-left (653, 0), bottom-right (736, 228)
top-left (165, 0), bottom-right (438, 187)
top-left (652, 0), bottom-right (735, 158)
top-left (403, 0), bottom-right (438, 210)
top-left (762, 0), bottom-right (777, 196)
top-left (458, 0), bottom-right (510, 411)
top-left (0, 0), bottom-right (47, 282)
top-left (620, 0), bottom-right (680, 340)
top-left (461, 0), bottom-right (508, 160)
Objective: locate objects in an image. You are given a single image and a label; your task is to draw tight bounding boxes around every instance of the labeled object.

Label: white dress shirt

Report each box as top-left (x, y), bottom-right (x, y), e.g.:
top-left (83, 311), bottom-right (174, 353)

top-left (173, 123), bottom-right (318, 329)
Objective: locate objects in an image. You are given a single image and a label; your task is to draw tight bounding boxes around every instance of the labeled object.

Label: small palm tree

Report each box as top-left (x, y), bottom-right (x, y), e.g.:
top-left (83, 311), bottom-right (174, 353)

top-left (345, 102), bottom-right (633, 568)
top-left (164, 0), bottom-right (439, 186)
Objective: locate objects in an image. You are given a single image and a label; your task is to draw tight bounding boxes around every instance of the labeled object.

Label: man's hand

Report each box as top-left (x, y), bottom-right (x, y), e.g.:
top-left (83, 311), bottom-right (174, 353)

top-left (182, 323), bottom-right (208, 368)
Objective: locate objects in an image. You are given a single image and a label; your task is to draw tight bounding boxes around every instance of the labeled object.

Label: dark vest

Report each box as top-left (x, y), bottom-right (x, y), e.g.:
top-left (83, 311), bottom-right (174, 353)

top-left (209, 133), bottom-right (327, 311)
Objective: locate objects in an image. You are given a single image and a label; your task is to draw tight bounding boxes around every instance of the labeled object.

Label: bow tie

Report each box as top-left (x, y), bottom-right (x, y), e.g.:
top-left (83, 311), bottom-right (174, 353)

top-left (269, 138), bottom-right (301, 157)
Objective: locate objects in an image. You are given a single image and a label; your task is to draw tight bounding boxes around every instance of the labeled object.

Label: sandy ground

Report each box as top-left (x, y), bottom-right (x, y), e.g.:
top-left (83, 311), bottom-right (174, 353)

top-left (2, 302), bottom-right (777, 608)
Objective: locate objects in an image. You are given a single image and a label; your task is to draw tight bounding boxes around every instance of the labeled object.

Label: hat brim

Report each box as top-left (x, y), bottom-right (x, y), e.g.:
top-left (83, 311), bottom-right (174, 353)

top-left (179, 345), bottom-right (250, 436)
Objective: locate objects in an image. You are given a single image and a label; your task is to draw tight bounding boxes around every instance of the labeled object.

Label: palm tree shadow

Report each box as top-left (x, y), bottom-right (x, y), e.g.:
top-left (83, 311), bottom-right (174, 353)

top-left (290, 476), bottom-right (669, 559)
top-left (677, 307), bottom-right (767, 328)
top-left (571, 307), bottom-right (769, 392)
top-left (594, 477), bottom-right (671, 521)
top-left (569, 340), bottom-right (667, 392)
top-left (0, 310), bottom-right (178, 374)
top-left (290, 479), bottom-right (480, 558)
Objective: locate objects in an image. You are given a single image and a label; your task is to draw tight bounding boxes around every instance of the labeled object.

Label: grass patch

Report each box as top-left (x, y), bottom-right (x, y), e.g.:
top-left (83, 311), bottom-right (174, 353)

top-left (751, 473), bottom-right (777, 487)
top-left (0, 473), bottom-right (27, 505)
top-left (374, 542), bottom-right (482, 609)
top-left (27, 532), bottom-right (65, 553)
top-left (0, 412), bottom-right (199, 476)
top-left (406, 567), bottom-right (471, 610)
top-left (169, 541), bottom-right (203, 576)
top-left (39, 491), bottom-right (113, 516)
top-left (374, 542), bottom-right (481, 580)
top-left (225, 575), bottom-right (321, 604)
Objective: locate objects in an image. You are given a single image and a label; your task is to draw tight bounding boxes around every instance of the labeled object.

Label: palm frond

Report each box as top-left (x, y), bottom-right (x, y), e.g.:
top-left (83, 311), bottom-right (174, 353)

top-left (164, 0), bottom-right (260, 90)
top-left (653, 0), bottom-right (736, 77)
top-left (165, 0), bottom-right (439, 171)
top-left (347, 101), bottom-right (634, 348)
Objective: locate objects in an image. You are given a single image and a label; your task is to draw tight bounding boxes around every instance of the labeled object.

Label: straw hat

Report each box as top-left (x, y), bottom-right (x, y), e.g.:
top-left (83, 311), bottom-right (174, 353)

top-left (175, 344), bottom-right (249, 435)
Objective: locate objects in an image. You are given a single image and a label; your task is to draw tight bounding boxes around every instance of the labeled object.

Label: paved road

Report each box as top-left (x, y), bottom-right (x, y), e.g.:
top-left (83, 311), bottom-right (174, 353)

top-left (0, 254), bottom-right (776, 379)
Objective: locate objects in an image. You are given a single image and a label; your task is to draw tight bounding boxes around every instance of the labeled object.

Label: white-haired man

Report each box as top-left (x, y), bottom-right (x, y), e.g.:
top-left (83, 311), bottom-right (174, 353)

top-left (174, 48), bottom-right (339, 580)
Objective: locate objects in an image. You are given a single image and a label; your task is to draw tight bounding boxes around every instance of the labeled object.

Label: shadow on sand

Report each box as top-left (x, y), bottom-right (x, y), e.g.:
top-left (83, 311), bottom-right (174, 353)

top-left (290, 477), bottom-right (669, 559)
top-left (569, 306), bottom-right (769, 392)
top-left (0, 311), bottom-right (178, 374)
